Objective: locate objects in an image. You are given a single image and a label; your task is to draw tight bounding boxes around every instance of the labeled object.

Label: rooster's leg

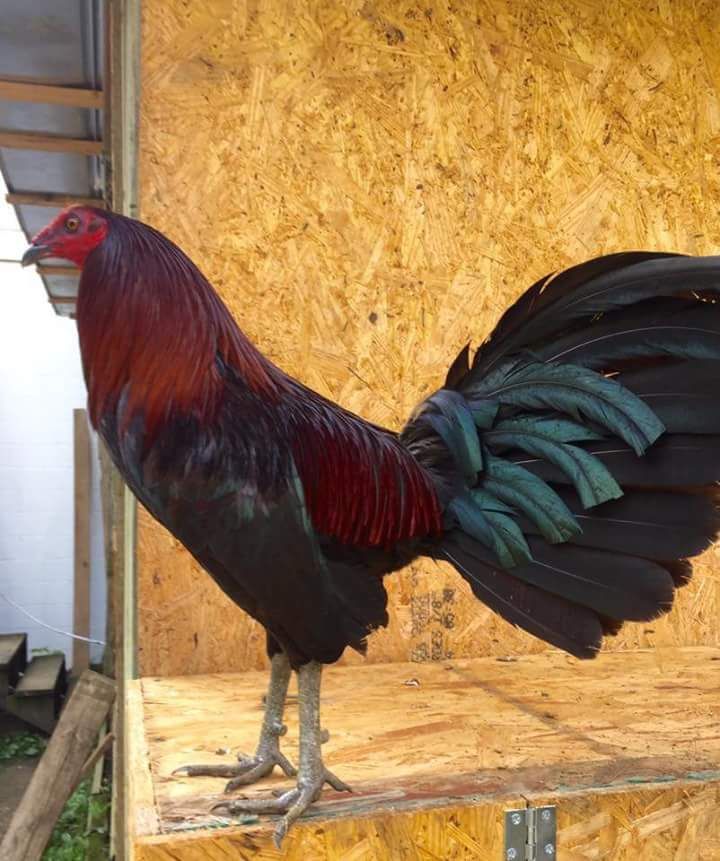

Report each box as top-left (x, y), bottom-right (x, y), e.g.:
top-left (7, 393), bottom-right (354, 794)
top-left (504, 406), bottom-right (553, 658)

top-left (212, 660), bottom-right (351, 846)
top-left (173, 652), bottom-right (296, 786)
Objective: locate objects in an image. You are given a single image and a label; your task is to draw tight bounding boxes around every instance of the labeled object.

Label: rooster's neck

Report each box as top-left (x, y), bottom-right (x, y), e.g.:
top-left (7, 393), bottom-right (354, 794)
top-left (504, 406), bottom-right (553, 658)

top-left (75, 213), bottom-right (284, 438)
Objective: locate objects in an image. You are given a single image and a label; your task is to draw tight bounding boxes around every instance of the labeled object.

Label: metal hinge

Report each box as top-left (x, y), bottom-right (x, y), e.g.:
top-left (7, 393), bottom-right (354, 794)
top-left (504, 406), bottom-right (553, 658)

top-left (504, 805), bottom-right (556, 861)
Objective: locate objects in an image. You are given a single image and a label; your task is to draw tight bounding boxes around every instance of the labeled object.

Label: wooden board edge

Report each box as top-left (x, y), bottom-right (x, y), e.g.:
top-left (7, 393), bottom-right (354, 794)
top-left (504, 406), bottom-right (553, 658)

top-left (130, 776), bottom-right (720, 860)
top-left (127, 679), bottom-right (160, 847)
top-left (132, 793), bottom-right (526, 861)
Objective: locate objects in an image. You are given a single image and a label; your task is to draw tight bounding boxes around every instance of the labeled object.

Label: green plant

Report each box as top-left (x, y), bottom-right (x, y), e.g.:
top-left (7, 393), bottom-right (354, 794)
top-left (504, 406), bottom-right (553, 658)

top-left (43, 779), bottom-right (111, 861)
top-left (0, 731), bottom-right (46, 760)
top-left (0, 732), bottom-right (110, 858)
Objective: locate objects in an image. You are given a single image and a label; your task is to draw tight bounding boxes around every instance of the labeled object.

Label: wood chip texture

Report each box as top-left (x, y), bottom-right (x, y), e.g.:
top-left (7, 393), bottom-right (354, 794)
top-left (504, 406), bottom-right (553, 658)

top-left (138, 0), bottom-right (720, 676)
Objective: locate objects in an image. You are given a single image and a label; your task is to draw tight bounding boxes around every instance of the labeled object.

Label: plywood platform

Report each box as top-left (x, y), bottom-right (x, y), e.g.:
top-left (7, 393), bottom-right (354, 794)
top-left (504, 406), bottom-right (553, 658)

top-left (129, 647), bottom-right (720, 860)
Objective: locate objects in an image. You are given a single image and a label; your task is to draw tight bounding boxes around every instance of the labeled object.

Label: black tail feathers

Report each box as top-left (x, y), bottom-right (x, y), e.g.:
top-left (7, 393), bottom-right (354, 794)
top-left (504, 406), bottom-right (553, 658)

top-left (432, 252), bottom-right (720, 657)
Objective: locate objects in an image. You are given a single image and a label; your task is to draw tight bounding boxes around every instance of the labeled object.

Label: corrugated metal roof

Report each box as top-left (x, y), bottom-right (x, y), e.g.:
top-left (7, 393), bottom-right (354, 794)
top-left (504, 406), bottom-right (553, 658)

top-left (0, 1), bottom-right (106, 317)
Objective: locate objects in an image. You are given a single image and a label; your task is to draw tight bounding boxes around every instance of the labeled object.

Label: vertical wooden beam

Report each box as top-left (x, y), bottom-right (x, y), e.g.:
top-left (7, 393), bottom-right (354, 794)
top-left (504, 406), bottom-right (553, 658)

top-left (123, 485), bottom-right (138, 680)
top-left (107, 3), bottom-right (142, 859)
top-left (73, 409), bottom-right (92, 674)
top-left (99, 444), bottom-right (119, 681)
top-left (101, 447), bottom-right (127, 858)
top-left (109, 0), bottom-right (141, 220)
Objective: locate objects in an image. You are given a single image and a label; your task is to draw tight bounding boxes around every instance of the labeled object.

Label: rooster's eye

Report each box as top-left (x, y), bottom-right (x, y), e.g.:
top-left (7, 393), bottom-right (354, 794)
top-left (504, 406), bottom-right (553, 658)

top-left (65, 216), bottom-right (80, 233)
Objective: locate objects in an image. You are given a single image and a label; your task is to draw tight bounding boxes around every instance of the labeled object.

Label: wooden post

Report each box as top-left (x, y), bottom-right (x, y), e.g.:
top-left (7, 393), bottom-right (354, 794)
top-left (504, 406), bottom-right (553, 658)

top-left (73, 409), bottom-right (91, 674)
top-left (0, 671), bottom-right (115, 861)
top-left (98, 444), bottom-right (129, 856)
top-left (106, 3), bottom-right (142, 858)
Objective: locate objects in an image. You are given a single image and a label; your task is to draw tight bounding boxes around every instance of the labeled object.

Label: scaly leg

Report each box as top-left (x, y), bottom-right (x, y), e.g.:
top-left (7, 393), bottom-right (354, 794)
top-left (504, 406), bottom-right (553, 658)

top-left (173, 652), bottom-right (296, 788)
top-left (212, 660), bottom-right (351, 846)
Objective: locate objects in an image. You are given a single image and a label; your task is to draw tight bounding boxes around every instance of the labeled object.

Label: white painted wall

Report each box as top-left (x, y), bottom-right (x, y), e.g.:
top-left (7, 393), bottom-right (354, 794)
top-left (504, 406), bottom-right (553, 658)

top-left (0, 194), bottom-right (106, 667)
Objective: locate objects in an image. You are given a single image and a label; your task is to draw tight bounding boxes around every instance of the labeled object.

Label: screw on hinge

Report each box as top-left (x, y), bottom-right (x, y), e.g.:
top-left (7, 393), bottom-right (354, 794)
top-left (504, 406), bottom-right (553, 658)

top-left (504, 807), bottom-right (526, 860)
top-left (505, 805), bottom-right (555, 861)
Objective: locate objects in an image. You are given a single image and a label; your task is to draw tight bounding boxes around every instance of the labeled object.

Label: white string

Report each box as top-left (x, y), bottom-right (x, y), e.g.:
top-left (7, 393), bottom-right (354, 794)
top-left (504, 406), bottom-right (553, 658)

top-left (0, 592), bottom-right (106, 646)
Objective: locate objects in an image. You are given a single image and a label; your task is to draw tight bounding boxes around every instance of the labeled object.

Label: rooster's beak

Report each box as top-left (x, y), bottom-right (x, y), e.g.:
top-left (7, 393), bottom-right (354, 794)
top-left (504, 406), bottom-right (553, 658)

top-left (21, 244), bottom-right (50, 267)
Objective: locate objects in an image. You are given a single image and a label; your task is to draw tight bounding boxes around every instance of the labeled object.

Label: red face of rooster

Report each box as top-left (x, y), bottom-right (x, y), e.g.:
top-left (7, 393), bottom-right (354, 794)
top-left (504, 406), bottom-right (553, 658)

top-left (21, 206), bottom-right (110, 268)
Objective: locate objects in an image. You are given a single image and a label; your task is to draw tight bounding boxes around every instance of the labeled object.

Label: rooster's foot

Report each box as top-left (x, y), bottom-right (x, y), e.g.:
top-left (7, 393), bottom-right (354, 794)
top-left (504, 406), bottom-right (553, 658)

top-left (172, 652), bottom-right (295, 788)
top-left (213, 767), bottom-right (351, 846)
top-left (172, 731), bottom-right (297, 788)
top-left (212, 660), bottom-right (351, 847)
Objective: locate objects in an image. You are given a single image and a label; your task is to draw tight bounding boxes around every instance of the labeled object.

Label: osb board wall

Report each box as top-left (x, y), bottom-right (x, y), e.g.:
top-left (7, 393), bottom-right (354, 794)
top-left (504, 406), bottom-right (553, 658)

top-left (137, 0), bottom-right (720, 676)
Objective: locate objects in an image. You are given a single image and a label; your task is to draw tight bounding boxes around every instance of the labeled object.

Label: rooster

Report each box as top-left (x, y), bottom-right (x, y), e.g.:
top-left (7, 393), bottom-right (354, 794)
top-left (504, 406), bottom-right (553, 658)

top-left (23, 208), bottom-right (720, 844)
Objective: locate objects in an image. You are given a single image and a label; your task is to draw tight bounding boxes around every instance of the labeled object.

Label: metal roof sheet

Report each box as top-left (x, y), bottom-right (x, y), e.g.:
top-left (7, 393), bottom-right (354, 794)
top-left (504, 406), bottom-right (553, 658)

top-left (0, 1), bottom-right (106, 317)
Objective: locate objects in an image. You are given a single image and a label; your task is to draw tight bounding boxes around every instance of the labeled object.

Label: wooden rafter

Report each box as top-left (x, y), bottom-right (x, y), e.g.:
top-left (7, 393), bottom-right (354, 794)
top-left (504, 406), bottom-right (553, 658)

top-left (0, 79), bottom-right (103, 109)
top-left (6, 191), bottom-right (106, 209)
top-left (37, 265), bottom-right (81, 277)
top-left (0, 130), bottom-right (103, 155)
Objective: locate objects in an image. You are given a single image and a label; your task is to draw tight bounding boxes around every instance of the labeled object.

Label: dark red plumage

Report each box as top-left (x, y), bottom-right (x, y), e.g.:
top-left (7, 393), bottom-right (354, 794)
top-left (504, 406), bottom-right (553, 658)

top-left (290, 400), bottom-right (442, 547)
top-left (75, 210), bottom-right (283, 441)
top-left (29, 206), bottom-right (437, 560)
top-left (73, 210), bottom-right (441, 551)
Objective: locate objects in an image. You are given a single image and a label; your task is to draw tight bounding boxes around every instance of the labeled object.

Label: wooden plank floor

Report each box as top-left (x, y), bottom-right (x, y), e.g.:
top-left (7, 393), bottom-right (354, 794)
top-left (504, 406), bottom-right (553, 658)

top-left (129, 647), bottom-right (720, 860)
